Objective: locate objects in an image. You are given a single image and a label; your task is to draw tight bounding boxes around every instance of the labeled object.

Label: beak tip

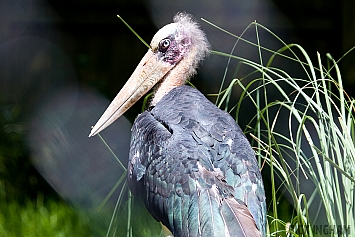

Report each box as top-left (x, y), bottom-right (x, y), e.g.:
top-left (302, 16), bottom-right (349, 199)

top-left (88, 127), bottom-right (98, 137)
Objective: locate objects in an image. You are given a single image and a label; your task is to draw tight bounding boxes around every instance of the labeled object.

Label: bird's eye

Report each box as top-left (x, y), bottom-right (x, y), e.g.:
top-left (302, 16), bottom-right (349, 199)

top-left (158, 38), bottom-right (171, 53)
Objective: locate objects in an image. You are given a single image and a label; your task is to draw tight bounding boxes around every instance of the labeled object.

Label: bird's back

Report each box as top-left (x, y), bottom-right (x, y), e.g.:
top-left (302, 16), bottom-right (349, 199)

top-left (128, 85), bottom-right (266, 237)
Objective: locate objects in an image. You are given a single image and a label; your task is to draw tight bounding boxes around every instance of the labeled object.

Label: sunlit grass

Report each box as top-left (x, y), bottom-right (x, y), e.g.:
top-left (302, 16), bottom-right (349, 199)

top-left (0, 191), bottom-right (95, 237)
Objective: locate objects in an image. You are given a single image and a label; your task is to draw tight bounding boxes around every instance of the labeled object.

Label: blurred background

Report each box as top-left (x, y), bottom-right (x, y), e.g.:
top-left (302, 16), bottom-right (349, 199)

top-left (0, 0), bottom-right (354, 236)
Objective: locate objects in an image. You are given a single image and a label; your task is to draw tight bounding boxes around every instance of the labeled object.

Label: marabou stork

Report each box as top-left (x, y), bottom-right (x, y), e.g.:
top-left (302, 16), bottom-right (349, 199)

top-left (89, 13), bottom-right (266, 237)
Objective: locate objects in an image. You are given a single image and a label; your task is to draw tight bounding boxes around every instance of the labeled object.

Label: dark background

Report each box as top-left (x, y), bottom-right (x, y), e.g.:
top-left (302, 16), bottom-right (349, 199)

top-left (0, 0), bottom-right (354, 233)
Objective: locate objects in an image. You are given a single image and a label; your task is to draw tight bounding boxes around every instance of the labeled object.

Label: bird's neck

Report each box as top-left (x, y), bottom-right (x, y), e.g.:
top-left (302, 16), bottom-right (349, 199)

top-left (151, 48), bottom-right (197, 105)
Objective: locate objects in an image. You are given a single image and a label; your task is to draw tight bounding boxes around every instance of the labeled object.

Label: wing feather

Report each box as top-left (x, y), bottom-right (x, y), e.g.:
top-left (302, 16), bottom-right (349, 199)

top-left (221, 198), bottom-right (261, 237)
top-left (198, 187), bottom-right (225, 237)
top-left (187, 192), bottom-right (199, 236)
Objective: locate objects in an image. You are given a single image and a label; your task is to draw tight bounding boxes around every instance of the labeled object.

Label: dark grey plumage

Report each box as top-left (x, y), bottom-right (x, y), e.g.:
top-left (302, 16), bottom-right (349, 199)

top-left (128, 85), bottom-right (266, 237)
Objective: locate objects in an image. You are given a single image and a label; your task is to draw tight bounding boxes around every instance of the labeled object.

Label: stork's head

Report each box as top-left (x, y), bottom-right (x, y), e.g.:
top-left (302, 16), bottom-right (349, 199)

top-left (89, 13), bottom-right (210, 137)
top-left (150, 13), bottom-right (210, 81)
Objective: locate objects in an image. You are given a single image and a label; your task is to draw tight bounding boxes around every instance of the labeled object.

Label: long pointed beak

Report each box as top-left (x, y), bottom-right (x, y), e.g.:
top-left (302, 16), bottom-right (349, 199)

top-left (89, 50), bottom-right (173, 137)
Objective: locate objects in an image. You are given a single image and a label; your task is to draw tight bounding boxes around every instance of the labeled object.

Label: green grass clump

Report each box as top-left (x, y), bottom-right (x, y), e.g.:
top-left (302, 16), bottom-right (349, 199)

top-left (0, 194), bottom-right (94, 237)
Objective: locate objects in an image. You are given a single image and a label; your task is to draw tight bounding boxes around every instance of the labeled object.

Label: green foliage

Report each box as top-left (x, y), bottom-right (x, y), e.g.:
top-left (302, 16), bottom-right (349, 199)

top-left (0, 192), bottom-right (94, 237)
